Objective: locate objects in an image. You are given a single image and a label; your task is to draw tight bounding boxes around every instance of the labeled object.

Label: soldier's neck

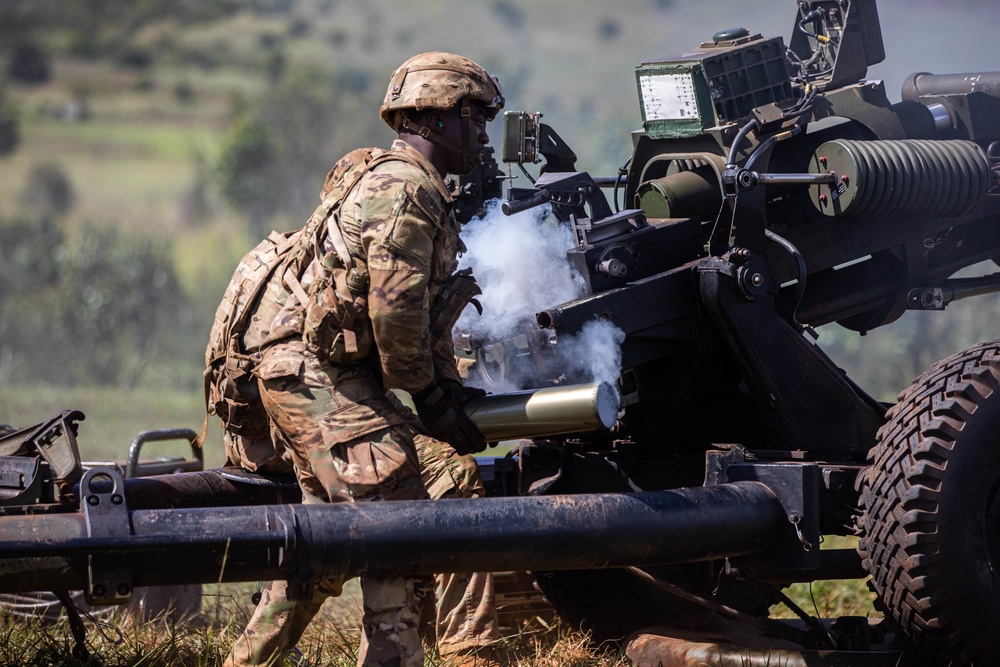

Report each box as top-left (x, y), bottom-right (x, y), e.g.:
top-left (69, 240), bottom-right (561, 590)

top-left (398, 133), bottom-right (450, 178)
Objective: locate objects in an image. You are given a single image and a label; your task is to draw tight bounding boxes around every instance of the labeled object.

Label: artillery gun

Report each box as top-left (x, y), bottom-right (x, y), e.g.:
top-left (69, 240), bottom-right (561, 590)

top-left (4, 0), bottom-right (1000, 663)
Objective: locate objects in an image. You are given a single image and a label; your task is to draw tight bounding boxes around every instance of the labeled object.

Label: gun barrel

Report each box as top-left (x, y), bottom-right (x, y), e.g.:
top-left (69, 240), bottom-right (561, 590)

top-left (0, 480), bottom-right (784, 596)
top-left (902, 71), bottom-right (1000, 101)
top-left (464, 382), bottom-right (619, 441)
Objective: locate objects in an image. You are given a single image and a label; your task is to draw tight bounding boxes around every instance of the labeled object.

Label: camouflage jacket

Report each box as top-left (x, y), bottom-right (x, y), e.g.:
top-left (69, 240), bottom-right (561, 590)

top-left (250, 140), bottom-right (463, 394)
top-left (341, 139), bottom-right (463, 393)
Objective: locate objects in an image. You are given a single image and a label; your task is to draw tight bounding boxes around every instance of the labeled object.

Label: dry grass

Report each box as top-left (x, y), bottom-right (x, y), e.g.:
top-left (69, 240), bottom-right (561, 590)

top-left (0, 563), bottom-right (880, 667)
top-left (0, 580), bottom-right (633, 667)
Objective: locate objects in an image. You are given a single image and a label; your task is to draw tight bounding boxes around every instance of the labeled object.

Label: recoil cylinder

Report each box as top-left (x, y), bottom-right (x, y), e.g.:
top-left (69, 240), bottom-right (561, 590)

top-left (809, 139), bottom-right (991, 218)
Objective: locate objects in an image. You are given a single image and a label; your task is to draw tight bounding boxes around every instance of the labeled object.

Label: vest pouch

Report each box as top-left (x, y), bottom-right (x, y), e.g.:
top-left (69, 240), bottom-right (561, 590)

top-left (211, 373), bottom-right (270, 437)
top-left (223, 430), bottom-right (292, 474)
top-left (302, 272), bottom-right (373, 365)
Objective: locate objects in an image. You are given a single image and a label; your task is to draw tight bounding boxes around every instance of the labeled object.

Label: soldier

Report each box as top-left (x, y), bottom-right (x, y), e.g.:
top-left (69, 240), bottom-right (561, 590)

top-left (223, 52), bottom-right (505, 667)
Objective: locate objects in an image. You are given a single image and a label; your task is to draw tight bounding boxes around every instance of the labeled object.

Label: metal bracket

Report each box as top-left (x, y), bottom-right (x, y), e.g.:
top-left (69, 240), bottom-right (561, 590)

top-left (81, 467), bottom-right (133, 605)
top-left (125, 428), bottom-right (202, 479)
top-left (0, 410), bottom-right (86, 504)
top-left (707, 453), bottom-right (822, 572)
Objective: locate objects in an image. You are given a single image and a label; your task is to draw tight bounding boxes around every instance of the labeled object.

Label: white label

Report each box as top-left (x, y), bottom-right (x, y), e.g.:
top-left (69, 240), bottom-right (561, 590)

top-left (639, 73), bottom-right (699, 121)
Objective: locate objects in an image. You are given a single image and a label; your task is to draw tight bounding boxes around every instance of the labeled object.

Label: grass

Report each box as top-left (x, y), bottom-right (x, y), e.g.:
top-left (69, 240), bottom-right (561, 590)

top-left (0, 382), bottom-right (225, 468)
top-left (771, 536), bottom-right (880, 623)
top-left (0, 579), bottom-right (632, 667)
top-left (0, 570), bottom-right (879, 666)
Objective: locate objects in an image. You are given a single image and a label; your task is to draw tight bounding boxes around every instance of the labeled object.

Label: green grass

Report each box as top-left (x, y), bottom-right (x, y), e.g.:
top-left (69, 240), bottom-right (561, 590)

top-left (771, 536), bottom-right (879, 622)
top-left (0, 383), bottom-right (225, 468)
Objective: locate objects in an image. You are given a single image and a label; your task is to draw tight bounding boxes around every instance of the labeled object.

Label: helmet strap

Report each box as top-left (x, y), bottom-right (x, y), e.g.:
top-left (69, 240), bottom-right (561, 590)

top-left (399, 100), bottom-right (479, 174)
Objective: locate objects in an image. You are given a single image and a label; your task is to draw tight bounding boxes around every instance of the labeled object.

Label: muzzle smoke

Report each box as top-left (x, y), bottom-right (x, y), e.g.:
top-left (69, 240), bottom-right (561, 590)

top-left (457, 201), bottom-right (626, 392)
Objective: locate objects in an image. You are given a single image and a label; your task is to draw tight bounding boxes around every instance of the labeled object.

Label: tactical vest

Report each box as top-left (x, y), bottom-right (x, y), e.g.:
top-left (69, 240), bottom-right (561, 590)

top-left (203, 147), bottom-right (416, 470)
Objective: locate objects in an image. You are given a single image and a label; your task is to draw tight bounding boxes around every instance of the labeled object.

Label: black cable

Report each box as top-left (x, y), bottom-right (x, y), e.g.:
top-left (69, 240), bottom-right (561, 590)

top-left (727, 118), bottom-right (761, 167)
top-left (517, 162), bottom-right (536, 185)
top-left (785, 47), bottom-right (808, 85)
top-left (797, 10), bottom-right (828, 43)
top-left (784, 84), bottom-right (817, 116)
top-left (613, 155), bottom-right (632, 213)
top-left (765, 229), bottom-right (807, 326)
top-left (744, 135), bottom-right (780, 172)
top-left (54, 590), bottom-right (90, 660)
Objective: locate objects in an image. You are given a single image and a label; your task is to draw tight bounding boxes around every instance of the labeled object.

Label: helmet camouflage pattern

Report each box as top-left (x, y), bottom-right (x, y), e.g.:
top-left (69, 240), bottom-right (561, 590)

top-left (380, 52), bottom-right (505, 131)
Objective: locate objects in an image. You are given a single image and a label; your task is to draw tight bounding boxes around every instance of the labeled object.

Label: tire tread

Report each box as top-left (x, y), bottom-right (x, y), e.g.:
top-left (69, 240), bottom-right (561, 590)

top-left (859, 339), bottom-right (1000, 664)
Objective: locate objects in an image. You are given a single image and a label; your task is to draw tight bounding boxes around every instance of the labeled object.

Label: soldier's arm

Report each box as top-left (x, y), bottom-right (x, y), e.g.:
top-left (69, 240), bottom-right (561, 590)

top-left (361, 174), bottom-right (440, 394)
top-left (433, 332), bottom-right (462, 386)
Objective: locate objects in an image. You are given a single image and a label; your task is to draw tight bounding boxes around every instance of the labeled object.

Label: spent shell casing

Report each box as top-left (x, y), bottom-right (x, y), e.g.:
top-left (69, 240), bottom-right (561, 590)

top-left (463, 381), bottom-right (619, 441)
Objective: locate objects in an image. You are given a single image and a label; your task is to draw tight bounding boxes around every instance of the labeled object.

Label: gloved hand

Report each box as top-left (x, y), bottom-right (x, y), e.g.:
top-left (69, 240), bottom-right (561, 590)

top-left (412, 381), bottom-right (487, 455)
top-left (441, 379), bottom-right (487, 405)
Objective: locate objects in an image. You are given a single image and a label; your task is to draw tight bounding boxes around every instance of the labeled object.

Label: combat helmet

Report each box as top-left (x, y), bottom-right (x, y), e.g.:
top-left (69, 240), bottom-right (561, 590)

top-left (380, 52), bottom-right (504, 172)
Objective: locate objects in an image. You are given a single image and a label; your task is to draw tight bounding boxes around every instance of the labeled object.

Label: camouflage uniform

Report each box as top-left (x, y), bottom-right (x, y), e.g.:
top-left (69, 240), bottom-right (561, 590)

top-left (224, 141), bottom-right (498, 667)
top-left (415, 434), bottom-right (499, 655)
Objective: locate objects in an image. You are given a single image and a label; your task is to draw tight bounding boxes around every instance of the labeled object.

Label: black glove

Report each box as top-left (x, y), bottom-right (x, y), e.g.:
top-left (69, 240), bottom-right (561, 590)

top-left (442, 379), bottom-right (487, 406)
top-left (412, 381), bottom-right (487, 455)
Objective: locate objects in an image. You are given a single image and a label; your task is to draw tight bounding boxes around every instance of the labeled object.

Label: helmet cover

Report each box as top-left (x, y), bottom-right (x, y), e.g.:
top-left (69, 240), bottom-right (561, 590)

top-left (380, 52), bottom-right (504, 131)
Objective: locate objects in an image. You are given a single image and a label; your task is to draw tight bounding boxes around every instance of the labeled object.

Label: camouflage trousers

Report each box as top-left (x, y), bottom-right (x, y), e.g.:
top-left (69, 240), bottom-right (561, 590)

top-left (415, 436), bottom-right (500, 655)
top-left (224, 342), bottom-right (497, 667)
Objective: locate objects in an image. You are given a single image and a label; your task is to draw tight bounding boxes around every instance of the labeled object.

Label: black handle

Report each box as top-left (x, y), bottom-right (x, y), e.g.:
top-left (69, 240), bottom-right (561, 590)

top-left (501, 189), bottom-right (551, 216)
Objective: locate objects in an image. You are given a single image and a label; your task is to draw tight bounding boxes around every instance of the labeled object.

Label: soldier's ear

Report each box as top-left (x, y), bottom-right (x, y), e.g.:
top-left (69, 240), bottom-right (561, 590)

top-left (429, 110), bottom-right (446, 132)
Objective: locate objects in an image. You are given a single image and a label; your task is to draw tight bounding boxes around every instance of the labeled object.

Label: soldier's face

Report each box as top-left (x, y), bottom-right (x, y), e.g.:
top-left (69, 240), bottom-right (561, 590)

top-left (465, 106), bottom-right (491, 156)
top-left (441, 104), bottom-right (490, 174)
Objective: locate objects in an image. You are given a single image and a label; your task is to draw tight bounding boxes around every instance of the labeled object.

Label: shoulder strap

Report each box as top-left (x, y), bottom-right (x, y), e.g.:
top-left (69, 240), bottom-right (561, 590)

top-left (280, 148), bottom-right (431, 305)
top-left (304, 148), bottom-right (418, 270)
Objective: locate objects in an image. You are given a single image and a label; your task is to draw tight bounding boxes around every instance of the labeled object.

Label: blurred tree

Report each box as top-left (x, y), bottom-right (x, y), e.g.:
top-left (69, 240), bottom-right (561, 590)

top-left (597, 18), bottom-right (621, 41)
top-left (0, 218), bottom-right (190, 387)
top-left (0, 88), bottom-right (19, 156)
top-left (18, 162), bottom-right (75, 218)
top-left (266, 49), bottom-right (288, 83)
top-left (8, 42), bottom-right (52, 84)
top-left (249, 0), bottom-right (297, 14)
top-left (0, 217), bottom-right (61, 300)
top-left (491, 0), bottom-right (525, 30)
top-left (214, 65), bottom-right (387, 235)
top-left (173, 80), bottom-right (196, 105)
top-left (0, 0), bottom-right (241, 67)
top-left (215, 115), bottom-right (280, 234)
top-left (287, 17), bottom-right (310, 38)
top-left (819, 281), bottom-right (1000, 402)
top-left (117, 45), bottom-right (154, 70)
top-left (54, 224), bottom-right (185, 385)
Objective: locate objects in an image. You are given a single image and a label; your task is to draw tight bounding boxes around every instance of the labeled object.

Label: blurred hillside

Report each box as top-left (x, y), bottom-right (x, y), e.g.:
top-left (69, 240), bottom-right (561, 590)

top-left (0, 0), bottom-right (999, 416)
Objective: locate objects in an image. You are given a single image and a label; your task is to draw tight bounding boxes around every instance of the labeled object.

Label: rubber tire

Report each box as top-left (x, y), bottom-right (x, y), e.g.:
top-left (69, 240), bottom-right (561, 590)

top-left (858, 339), bottom-right (1000, 665)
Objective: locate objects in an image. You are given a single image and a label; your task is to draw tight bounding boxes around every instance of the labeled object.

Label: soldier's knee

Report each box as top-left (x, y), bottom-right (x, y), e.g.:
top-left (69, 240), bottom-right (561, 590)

top-left (449, 455), bottom-right (486, 498)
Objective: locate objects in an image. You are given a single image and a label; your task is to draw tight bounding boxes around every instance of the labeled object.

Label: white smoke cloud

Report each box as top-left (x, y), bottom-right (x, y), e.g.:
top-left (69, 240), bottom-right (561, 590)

top-left (456, 200), bottom-right (626, 392)
top-left (555, 319), bottom-right (626, 387)
top-left (456, 200), bottom-right (585, 341)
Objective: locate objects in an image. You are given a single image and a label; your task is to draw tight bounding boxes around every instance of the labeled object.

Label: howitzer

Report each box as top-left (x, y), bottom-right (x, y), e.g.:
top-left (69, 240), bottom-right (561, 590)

top-left (4, 1), bottom-right (1000, 664)
top-left (468, 0), bottom-right (1000, 663)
